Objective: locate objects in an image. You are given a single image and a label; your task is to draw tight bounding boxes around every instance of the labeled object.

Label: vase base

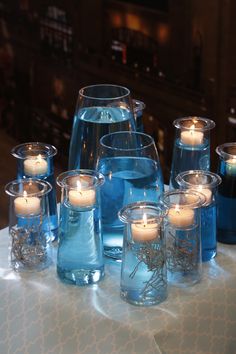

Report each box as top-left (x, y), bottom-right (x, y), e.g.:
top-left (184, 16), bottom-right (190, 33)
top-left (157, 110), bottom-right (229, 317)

top-left (57, 266), bottom-right (105, 286)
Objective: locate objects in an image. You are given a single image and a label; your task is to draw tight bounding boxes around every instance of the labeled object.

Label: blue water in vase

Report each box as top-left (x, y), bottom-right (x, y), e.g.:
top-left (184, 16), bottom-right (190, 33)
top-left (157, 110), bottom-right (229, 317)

top-left (97, 156), bottom-right (164, 260)
top-left (57, 201), bottom-right (104, 285)
top-left (217, 165), bottom-right (236, 243)
top-left (68, 106), bottom-right (135, 170)
top-left (201, 203), bottom-right (217, 261)
top-left (169, 138), bottom-right (210, 189)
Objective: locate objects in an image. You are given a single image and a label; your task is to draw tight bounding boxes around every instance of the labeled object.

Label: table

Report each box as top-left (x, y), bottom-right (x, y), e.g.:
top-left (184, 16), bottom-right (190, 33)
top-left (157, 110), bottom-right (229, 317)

top-left (0, 227), bottom-right (236, 354)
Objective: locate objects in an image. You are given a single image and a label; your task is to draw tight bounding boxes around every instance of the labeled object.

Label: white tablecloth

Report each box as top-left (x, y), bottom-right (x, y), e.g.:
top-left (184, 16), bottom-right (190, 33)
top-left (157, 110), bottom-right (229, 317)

top-left (0, 226), bottom-right (236, 354)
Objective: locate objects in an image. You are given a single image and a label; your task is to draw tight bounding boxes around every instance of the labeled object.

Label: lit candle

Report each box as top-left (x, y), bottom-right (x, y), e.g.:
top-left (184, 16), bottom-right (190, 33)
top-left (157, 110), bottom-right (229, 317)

top-left (24, 154), bottom-right (48, 176)
top-left (131, 213), bottom-right (159, 242)
top-left (14, 191), bottom-right (41, 216)
top-left (180, 124), bottom-right (203, 145)
top-left (226, 158), bottom-right (236, 176)
top-left (68, 180), bottom-right (96, 207)
top-left (168, 205), bottom-right (194, 228)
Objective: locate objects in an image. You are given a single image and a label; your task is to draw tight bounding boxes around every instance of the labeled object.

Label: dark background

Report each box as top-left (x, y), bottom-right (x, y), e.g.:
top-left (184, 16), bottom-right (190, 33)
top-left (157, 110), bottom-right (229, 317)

top-left (0, 0), bottom-right (236, 183)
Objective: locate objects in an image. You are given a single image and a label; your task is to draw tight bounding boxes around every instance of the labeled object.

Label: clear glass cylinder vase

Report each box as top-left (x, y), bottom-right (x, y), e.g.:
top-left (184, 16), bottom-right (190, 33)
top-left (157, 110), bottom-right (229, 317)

top-left (162, 190), bottom-right (204, 287)
top-left (176, 170), bottom-right (221, 261)
top-left (68, 84), bottom-right (136, 170)
top-left (5, 178), bottom-right (52, 272)
top-left (56, 169), bottom-right (104, 285)
top-left (11, 142), bottom-right (58, 242)
top-left (169, 116), bottom-right (215, 189)
top-left (216, 142), bottom-right (236, 244)
top-left (118, 201), bottom-right (167, 306)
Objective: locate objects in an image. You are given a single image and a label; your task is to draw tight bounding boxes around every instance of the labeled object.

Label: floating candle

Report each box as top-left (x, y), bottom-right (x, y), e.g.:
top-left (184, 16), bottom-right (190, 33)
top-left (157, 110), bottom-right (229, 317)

top-left (180, 124), bottom-right (203, 146)
top-left (168, 205), bottom-right (194, 228)
top-left (68, 180), bottom-right (95, 207)
top-left (24, 154), bottom-right (48, 176)
top-left (197, 185), bottom-right (212, 204)
top-left (14, 191), bottom-right (41, 216)
top-left (131, 213), bottom-right (159, 242)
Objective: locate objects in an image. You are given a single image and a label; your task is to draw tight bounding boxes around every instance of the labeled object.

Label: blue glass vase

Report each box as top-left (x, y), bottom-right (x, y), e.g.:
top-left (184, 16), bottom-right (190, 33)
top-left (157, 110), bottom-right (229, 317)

top-left (5, 178), bottom-right (52, 272)
top-left (96, 131), bottom-right (164, 261)
top-left (162, 190), bottom-right (203, 287)
top-left (216, 143), bottom-right (236, 244)
top-left (176, 170), bottom-right (221, 261)
top-left (68, 84), bottom-right (136, 170)
top-left (119, 201), bottom-right (167, 306)
top-left (11, 142), bottom-right (58, 242)
top-left (56, 170), bottom-right (104, 286)
top-left (169, 117), bottom-right (215, 189)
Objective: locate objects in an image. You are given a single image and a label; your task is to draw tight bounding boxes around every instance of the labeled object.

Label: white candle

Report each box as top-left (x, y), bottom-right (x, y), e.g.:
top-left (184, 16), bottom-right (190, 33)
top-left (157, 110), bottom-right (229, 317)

top-left (24, 155), bottom-right (48, 176)
top-left (131, 213), bottom-right (159, 242)
top-left (68, 180), bottom-right (95, 207)
top-left (14, 191), bottom-right (41, 216)
top-left (226, 158), bottom-right (236, 175)
top-left (197, 185), bottom-right (212, 204)
top-left (180, 124), bottom-right (203, 145)
top-left (168, 205), bottom-right (194, 228)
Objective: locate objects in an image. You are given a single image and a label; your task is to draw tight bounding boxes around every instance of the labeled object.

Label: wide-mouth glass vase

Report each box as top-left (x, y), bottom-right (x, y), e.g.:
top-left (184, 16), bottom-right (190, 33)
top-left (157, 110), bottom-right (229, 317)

top-left (68, 84), bottom-right (136, 170)
top-left (96, 131), bottom-right (164, 261)
top-left (169, 116), bottom-right (215, 189)
top-left (216, 142), bottom-right (236, 244)
top-left (11, 142), bottom-right (58, 242)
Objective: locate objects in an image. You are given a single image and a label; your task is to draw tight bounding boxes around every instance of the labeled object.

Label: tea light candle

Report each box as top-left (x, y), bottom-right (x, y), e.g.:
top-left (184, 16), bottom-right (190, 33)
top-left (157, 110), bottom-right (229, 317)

top-left (24, 154), bottom-right (48, 176)
top-left (131, 213), bottom-right (158, 242)
top-left (226, 158), bottom-right (236, 175)
top-left (168, 205), bottom-right (194, 228)
top-left (180, 124), bottom-right (203, 146)
top-left (197, 185), bottom-right (212, 204)
top-left (69, 180), bottom-right (95, 207)
top-left (14, 191), bottom-right (41, 216)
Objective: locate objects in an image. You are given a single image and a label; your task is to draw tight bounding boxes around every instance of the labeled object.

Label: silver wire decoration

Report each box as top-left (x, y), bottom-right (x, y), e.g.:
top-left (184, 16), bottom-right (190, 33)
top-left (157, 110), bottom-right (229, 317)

top-left (10, 225), bottom-right (47, 268)
top-left (166, 230), bottom-right (199, 273)
top-left (128, 241), bottom-right (166, 300)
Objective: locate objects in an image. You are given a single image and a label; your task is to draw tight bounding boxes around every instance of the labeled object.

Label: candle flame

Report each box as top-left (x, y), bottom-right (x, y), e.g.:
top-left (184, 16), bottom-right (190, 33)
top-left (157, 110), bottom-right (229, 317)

top-left (76, 180), bottom-right (81, 191)
top-left (174, 204), bottom-right (180, 213)
top-left (143, 213), bottom-right (147, 226)
top-left (190, 124), bottom-right (195, 134)
top-left (23, 191), bottom-right (27, 197)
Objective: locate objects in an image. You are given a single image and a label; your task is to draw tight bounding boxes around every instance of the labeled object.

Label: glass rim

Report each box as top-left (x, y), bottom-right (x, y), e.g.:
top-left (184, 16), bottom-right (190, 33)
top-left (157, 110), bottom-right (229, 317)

top-left (162, 189), bottom-right (205, 209)
top-left (56, 169), bottom-right (104, 189)
top-left (5, 178), bottom-right (52, 197)
top-left (173, 116), bottom-right (216, 131)
top-left (216, 142), bottom-right (236, 160)
top-left (11, 142), bottom-right (57, 159)
top-left (79, 84), bottom-right (130, 101)
top-left (99, 131), bottom-right (155, 151)
top-left (175, 170), bottom-right (222, 189)
top-left (118, 201), bottom-right (167, 224)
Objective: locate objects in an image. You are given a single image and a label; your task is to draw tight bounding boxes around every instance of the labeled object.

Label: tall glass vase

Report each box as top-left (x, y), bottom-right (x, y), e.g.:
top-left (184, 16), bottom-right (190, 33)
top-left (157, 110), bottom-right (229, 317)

top-left (96, 131), bottom-right (164, 261)
top-left (56, 169), bottom-right (104, 285)
top-left (11, 142), bottom-right (58, 242)
top-left (216, 142), bottom-right (236, 244)
top-left (169, 117), bottom-right (215, 189)
top-left (68, 84), bottom-right (136, 170)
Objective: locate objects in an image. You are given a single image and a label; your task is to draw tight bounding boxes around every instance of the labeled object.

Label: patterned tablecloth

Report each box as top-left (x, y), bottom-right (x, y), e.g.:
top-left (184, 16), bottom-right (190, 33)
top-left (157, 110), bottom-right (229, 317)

top-left (0, 226), bottom-right (236, 354)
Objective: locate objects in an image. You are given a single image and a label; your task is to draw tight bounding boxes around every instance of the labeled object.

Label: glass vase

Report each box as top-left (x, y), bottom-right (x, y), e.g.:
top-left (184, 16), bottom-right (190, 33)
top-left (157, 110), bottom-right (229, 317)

top-left (11, 142), bottom-right (58, 242)
top-left (118, 201), bottom-right (167, 306)
top-left (169, 117), bottom-right (215, 189)
top-left (176, 170), bottom-right (221, 261)
top-left (68, 84), bottom-right (136, 170)
top-left (133, 99), bottom-right (145, 132)
top-left (56, 169), bottom-right (104, 285)
top-left (96, 131), bottom-right (164, 261)
top-left (162, 190), bottom-right (204, 287)
top-left (216, 142), bottom-right (236, 243)
top-left (5, 178), bottom-right (52, 272)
